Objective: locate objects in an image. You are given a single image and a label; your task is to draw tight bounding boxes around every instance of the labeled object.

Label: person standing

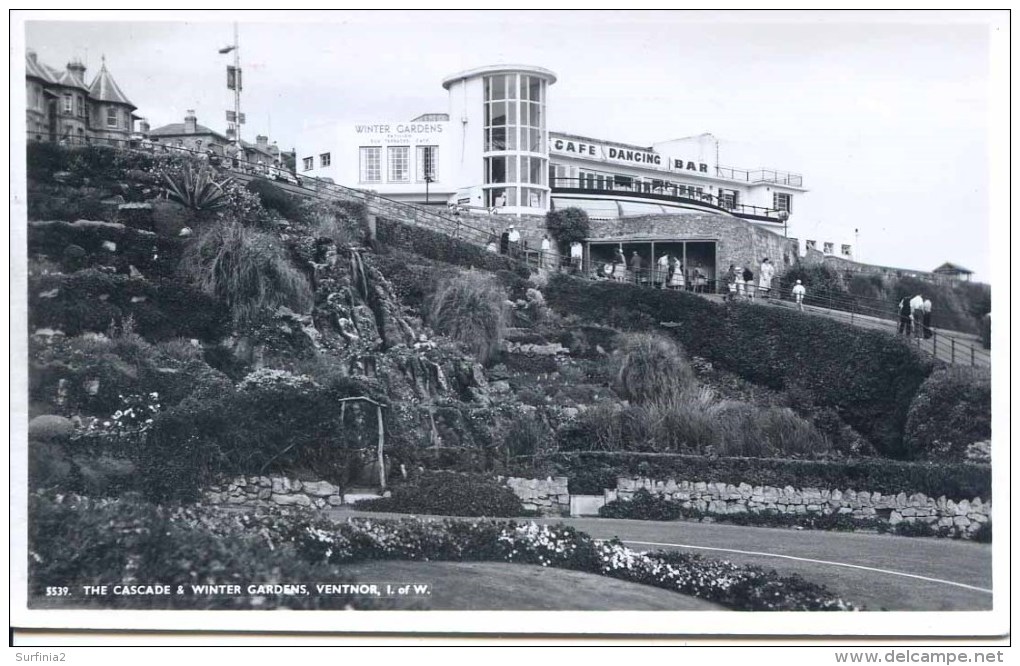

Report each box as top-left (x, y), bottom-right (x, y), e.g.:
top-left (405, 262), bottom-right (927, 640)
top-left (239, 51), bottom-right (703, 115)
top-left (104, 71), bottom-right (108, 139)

top-left (897, 297), bottom-right (913, 336)
top-left (725, 264), bottom-right (737, 301)
top-left (742, 266), bottom-right (755, 300)
top-left (612, 247), bottom-right (627, 282)
top-left (922, 298), bottom-right (933, 339)
top-left (909, 294), bottom-right (925, 339)
top-left (570, 241), bottom-right (583, 272)
top-left (656, 252), bottom-right (671, 288)
top-left (669, 256), bottom-right (685, 290)
top-left (629, 251), bottom-right (643, 284)
top-left (540, 234), bottom-right (552, 270)
top-left (792, 279), bottom-right (806, 311)
top-left (734, 266), bottom-right (745, 299)
top-left (499, 227), bottom-right (511, 255)
top-left (759, 258), bottom-right (775, 299)
top-left (507, 224), bottom-right (521, 257)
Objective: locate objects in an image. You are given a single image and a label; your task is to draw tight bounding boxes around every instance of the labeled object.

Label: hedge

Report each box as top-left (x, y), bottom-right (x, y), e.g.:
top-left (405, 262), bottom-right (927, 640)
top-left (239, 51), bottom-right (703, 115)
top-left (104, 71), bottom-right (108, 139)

top-left (376, 217), bottom-right (529, 278)
top-left (355, 471), bottom-right (528, 517)
top-left (543, 274), bottom-right (933, 457)
top-left (521, 452), bottom-right (991, 501)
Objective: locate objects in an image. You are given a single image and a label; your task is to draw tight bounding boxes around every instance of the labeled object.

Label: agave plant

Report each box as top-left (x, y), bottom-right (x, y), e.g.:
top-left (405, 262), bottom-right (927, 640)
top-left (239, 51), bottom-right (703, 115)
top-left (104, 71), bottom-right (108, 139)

top-left (163, 165), bottom-right (232, 211)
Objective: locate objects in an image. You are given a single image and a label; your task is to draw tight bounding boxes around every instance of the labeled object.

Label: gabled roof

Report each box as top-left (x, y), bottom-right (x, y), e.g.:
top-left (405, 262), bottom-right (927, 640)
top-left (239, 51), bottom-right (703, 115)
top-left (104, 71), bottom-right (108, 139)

top-left (148, 123), bottom-right (230, 142)
top-left (25, 52), bottom-right (58, 84)
top-left (88, 61), bottom-right (136, 109)
top-left (933, 262), bottom-right (974, 274)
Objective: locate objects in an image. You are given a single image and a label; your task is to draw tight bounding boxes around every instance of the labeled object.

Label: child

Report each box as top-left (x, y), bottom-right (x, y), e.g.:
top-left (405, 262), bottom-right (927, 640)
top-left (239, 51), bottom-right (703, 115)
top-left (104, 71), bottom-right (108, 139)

top-left (792, 279), bottom-right (806, 311)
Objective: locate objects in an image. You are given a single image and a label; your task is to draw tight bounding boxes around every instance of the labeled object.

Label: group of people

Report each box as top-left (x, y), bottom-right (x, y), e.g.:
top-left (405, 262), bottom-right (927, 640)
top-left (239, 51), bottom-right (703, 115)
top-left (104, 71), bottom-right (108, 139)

top-left (898, 294), bottom-right (934, 339)
top-left (596, 249), bottom-right (708, 292)
top-left (724, 258), bottom-right (777, 302)
top-left (487, 224), bottom-right (523, 256)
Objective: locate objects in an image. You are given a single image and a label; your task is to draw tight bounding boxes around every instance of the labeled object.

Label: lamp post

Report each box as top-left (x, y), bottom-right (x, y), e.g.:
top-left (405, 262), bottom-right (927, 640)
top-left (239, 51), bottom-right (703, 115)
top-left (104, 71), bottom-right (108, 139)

top-left (778, 209), bottom-right (790, 238)
top-left (423, 146), bottom-right (434, 204)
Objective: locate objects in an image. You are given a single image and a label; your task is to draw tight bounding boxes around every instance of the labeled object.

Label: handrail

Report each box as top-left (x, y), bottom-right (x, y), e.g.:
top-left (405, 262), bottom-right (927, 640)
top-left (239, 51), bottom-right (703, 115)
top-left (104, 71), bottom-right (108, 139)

top-left (27, 134), bottom-right (987, 367)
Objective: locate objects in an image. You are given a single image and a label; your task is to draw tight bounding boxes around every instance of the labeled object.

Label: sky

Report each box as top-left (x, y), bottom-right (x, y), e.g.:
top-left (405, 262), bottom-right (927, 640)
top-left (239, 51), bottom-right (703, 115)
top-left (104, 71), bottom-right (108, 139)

top-left (19, 10), bottom-right (1004, 281)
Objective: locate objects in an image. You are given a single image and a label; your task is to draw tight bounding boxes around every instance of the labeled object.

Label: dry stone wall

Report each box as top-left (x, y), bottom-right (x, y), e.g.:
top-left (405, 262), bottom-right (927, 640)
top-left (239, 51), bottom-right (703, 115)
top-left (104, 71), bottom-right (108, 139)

top-left (203, 475), bottom-right (344, 509)
top-left (500, 476), bottom-right (570, 516)
top-left (615, 477), bottom-right (991, 536)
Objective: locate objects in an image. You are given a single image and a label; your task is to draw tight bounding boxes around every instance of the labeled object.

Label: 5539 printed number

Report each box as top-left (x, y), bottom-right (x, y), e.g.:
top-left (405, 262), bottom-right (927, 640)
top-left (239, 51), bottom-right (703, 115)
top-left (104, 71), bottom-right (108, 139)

top-left (45, 586), bottom-right (70, 596)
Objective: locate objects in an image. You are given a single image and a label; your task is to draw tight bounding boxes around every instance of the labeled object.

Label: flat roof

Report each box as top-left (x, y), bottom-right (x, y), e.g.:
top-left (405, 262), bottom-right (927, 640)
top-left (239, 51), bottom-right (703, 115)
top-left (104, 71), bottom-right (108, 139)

top-left (442, 64), bottom-right (557, 89)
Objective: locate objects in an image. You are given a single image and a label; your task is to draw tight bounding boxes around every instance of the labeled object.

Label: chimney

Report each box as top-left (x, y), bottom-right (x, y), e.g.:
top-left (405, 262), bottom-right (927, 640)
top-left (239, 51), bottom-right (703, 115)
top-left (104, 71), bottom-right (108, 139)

top-left (67, 58), bottom-right (86, 78)
top-left (256, 134), bottom-right (268, 150)
top-left (184, 110), bottom-right (197, 135)
top-left (139, 118), bottom-right (150, 135)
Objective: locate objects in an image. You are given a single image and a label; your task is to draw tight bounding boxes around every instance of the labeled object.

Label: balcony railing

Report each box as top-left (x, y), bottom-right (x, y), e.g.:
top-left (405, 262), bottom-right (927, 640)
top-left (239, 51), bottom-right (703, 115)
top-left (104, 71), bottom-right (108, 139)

top-left (714, 166), bottom-right (803, 187)
top-left (550, 177), bottom-right (785, 221)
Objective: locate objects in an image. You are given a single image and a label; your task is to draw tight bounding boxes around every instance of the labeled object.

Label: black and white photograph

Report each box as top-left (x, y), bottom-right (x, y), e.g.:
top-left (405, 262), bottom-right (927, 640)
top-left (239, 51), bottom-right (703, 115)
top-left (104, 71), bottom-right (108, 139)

top-left (9, 8), bottom-right (1009, 648)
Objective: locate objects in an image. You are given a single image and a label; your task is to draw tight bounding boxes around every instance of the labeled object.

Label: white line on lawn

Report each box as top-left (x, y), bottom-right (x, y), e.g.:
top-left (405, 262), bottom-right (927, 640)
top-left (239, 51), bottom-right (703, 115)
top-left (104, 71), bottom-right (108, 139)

top-left (616, 540), bottom-right (993, 594)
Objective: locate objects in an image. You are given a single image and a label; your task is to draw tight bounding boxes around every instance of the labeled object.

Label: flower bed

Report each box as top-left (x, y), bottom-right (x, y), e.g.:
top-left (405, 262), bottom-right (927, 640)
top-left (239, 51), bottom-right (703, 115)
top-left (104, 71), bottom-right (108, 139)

top-left (235, 507), bottom-right (857, 611)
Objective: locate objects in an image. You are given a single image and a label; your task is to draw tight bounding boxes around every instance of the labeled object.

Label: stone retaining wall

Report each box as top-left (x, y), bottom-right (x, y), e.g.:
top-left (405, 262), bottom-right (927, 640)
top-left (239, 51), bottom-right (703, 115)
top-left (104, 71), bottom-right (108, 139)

top-left (499, 476), bottom-right (570, 516)
top-left (615, 477), bottom-right (991, 536)
top-left (203, 475), bottom-right (344, 509)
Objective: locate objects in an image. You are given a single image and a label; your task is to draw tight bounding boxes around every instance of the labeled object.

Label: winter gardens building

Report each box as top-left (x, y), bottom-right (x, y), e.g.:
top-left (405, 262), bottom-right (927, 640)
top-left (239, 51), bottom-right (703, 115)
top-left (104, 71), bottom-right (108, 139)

top-left (314, 64), bottom-right (809, 285)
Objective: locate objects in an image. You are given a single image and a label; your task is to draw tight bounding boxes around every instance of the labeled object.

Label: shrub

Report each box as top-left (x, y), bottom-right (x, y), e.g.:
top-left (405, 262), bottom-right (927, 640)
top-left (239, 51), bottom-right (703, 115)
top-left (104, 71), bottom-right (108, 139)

top-left (524, 452), bottom-right (992, 501)
top-left (355, 471), bottom-right (527, 517)
top-left (612, 332), bottom-right (696, 404)
top-left (711, 402), bottom-right (830, 458)
top-left (245, 178), bottom-right (302, 219)
top-left (427, 270), bottom-right (508, 365)
top-left (600, 488), bottom-right (683, 521)
top-left (903, 365), bottom-right (991, 461)
top-left (502, 413), bottom-right (554, 459)
top-left (163, 165), bottom-right (232, 212)
top-left (545, 207), bottom-right (591, 247)
top-left (179, 219), bottom-right (313, 326)
top-left (297, 198), bottom-right (368, 247)
top-left (543, 274), bottom-right (932, 457)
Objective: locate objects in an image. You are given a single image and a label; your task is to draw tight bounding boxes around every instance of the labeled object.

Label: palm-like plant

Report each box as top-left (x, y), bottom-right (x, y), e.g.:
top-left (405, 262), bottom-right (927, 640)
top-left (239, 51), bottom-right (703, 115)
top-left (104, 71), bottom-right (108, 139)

top-left (164, 166), bottom-right (232, 211)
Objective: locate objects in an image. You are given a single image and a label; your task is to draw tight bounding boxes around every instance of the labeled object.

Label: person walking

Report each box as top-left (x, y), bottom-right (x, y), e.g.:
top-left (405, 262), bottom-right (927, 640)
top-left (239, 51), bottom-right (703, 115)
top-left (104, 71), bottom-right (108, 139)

top-left (725, 264), bottom-right (737, 301)
top-left (897, 297), bottom-right (913, 336)
top-left (759, 258), bottom-right (775, 299)
top-left (792, 279), bottom-right (806, 311)
top-left (922, 298), bottom-right (933, 339)
top-left (629, 251), bottom-right (644, 284)
top-left (742, 265), bottom-right (755, 300)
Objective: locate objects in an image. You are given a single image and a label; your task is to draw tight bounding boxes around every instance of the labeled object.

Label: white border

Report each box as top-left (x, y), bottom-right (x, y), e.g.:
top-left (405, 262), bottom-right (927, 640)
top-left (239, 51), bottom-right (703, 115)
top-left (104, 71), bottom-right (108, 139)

top-left (8, 8), bottom-right (1012, 641)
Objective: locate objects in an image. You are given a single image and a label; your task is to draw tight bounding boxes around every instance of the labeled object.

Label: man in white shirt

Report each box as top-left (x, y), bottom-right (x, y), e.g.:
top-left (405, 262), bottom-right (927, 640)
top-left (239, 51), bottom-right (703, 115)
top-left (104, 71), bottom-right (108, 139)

top-left (792, 279), bottom-right (806, 311)
top-left (759, 258), bottom-right (776, 299)
top-left (569, 241), bottom-right (583, 272)
top-left (507, 225), bottom-right (521, 257)
top-left (909, 294), bottom-right (925, 338)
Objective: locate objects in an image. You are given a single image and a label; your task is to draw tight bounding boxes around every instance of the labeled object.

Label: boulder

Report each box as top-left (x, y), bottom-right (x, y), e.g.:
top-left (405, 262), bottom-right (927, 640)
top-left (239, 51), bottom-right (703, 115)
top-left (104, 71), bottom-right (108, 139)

top-left (271, 493), bottom-right (312, 507)
top-left (303, 480), bottom-right (339, 497)
top-left (28, 415), bottom-right (74, 443)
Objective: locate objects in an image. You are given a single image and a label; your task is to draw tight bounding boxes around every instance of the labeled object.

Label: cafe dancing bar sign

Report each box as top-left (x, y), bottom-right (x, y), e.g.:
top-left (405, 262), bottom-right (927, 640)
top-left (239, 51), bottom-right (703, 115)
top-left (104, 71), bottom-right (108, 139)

top-left (551, 137), bottom-right (708, 173)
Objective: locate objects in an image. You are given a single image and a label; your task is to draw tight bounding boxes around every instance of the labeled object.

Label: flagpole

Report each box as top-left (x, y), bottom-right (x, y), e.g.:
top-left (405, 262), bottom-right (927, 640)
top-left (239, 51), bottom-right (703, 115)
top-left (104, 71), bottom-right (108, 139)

top-left (233, 22), bottom-right (241, 154)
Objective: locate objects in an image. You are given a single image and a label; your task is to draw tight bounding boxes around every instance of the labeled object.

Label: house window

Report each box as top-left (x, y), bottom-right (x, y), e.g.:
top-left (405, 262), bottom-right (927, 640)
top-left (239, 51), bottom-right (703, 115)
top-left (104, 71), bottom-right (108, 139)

top-left (360, 147), bottom-right (381, 182)
top-left (773, 192), bottom-right (792, 213)
top-left (106, 107), bottom-right (118, 128)
top-left (388, 146), bottom-right (409, 182)
top-left (302, 156), bottom-right (314, 171)
top-left (62, 94), bottom-right (72, 113)
top-left (416, 145), bottom-right (437, 182)
top-left (320, 152), bottom-right (331, 168)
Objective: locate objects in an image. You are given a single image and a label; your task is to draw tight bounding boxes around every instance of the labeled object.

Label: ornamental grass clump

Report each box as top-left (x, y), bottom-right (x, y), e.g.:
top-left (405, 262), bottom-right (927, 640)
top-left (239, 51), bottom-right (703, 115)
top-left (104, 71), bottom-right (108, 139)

top-left (179, 219), bottom-right (313, 326)
top-left (164, 165), bottom-right (232, 212)
top-left (612, 332), bottom-right (696, 404)
top-left (427, 271), bottom-right (508, 365)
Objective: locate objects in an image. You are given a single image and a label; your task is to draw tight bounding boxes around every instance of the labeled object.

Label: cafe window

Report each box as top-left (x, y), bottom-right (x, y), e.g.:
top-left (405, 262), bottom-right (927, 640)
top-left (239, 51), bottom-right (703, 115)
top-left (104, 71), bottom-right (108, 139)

top-left (773, 192), bottom-right (792, 213)
top-left (387, 146), bottom-right (409, 182)
top-left (320, 152), bottom-right (331, 168)
top-left (719, 189), bottom-right (739, 209)
top-left (302, 156), bottom-right (314, 172)
top-left (416, 145), bottom-right (437, 182)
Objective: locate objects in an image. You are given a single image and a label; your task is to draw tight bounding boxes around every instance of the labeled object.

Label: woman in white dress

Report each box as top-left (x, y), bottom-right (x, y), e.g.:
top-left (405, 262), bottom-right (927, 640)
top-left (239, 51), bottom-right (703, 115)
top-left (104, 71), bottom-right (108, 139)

top-left (668, 258), bottom-right (685, 290)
